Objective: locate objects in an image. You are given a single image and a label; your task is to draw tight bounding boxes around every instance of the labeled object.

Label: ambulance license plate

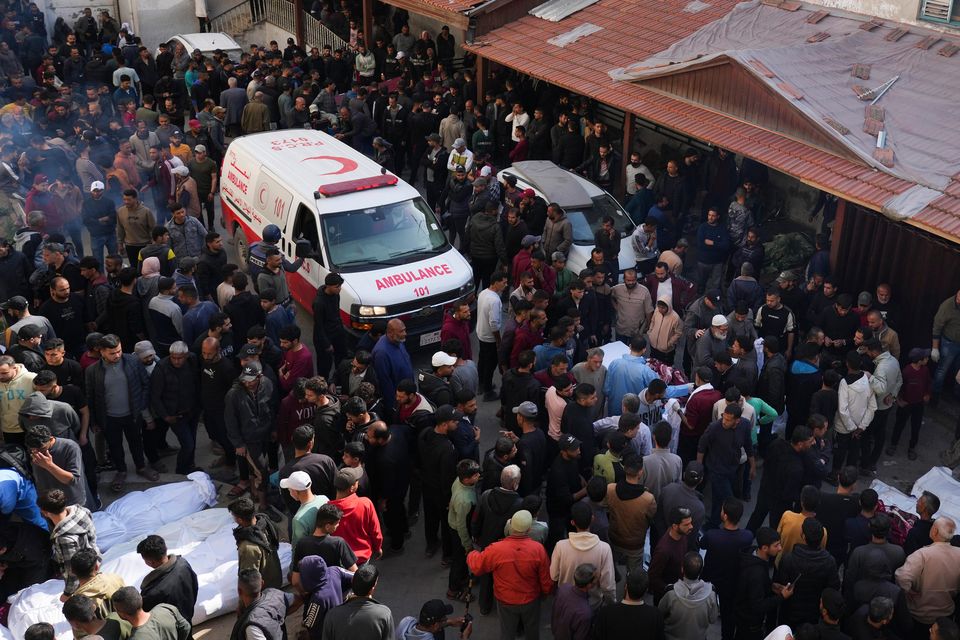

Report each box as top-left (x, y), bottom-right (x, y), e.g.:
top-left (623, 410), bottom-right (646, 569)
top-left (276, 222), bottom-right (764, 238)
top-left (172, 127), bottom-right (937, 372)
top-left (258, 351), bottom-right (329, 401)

top-left (419, 330), bottom-right (441, 347)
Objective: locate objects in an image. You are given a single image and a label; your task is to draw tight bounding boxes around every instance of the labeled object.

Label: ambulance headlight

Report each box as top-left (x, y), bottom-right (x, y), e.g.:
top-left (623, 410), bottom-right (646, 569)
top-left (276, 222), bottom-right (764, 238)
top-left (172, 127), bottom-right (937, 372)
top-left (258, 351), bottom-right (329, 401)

top-left (358, 305), bottom-right (387, 317)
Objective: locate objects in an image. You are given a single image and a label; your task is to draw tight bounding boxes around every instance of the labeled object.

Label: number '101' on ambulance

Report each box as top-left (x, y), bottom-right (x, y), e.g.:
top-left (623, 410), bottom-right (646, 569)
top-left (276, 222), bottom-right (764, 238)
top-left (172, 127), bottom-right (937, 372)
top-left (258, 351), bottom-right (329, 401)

top-left (220, 130), bottom-right (474, 348)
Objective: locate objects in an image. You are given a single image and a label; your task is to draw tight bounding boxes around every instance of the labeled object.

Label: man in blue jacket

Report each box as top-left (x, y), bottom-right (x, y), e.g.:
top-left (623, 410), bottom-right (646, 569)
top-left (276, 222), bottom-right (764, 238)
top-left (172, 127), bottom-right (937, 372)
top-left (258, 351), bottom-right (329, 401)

top-left (695, 208), bottom-right (730, 294)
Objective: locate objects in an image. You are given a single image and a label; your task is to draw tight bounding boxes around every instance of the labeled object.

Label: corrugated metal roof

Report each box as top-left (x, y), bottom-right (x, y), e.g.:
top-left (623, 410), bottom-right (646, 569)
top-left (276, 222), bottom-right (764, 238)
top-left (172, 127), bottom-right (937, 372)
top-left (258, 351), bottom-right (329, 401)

top-left (464, 0), bottom-right (960, 243)
top-left (529, 0), bottom-right (599, 21)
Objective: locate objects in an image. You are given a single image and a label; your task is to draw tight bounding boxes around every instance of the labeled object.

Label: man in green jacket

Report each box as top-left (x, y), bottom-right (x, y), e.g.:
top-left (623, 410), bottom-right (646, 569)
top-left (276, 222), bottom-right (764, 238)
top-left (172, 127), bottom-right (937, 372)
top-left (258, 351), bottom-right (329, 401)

top-left (447, 459), bottom-right (480, 602)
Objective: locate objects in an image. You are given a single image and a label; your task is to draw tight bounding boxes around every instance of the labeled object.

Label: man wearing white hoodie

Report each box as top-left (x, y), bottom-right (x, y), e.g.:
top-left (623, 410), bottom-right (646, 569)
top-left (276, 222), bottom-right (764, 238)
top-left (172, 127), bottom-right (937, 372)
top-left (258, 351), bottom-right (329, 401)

top-left (860, 338), bottom-right (903, 476)
top-left (550, 501), bottom-right (616, 608)
top-left (658, 551), bottom-right (718, 640)
top-left (833, 350), bottom-right (877, 476)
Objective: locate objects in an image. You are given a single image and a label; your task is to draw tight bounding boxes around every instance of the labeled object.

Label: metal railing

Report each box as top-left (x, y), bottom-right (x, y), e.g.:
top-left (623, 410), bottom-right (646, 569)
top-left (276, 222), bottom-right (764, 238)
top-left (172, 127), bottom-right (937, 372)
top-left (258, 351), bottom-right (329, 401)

top-left (210, 0), bottom-right (349, 52)
top-left (209, 0), bottom-right (266, 37)
top-left (302, 10), bottom-right (349, 51)
top-left (266, 0), bottom-right (297, 35)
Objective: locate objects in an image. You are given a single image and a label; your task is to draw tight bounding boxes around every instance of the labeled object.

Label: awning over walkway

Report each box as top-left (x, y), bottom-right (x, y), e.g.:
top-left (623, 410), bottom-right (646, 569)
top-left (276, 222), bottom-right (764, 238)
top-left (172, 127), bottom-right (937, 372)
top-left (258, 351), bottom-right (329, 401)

top-left (464, 0), bottom-right (960, 242)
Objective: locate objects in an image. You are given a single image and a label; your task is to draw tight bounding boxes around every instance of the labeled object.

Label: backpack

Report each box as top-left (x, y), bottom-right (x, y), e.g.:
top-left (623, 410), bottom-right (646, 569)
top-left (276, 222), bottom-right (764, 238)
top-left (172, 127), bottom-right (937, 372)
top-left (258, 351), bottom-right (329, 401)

top-left (0, 443), bottom-right (33, 481)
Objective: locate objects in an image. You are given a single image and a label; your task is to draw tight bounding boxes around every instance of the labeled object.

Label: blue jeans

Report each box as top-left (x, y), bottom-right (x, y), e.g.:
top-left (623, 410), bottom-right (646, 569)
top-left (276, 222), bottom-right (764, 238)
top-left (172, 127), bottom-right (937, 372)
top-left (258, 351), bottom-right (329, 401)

top-left (708, 469), bottom-right (736, 529)
top-left (89, 234), bottom-right (117, 268)
top-left (64, 217), bottom-right (85, 256)
top-left (933, 336), bottom-right (960, 393)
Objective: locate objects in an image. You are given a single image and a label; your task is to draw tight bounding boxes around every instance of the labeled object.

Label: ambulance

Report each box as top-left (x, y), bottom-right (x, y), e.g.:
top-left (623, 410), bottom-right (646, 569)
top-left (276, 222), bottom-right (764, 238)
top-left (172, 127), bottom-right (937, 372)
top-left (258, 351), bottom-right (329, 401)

top-left (220, 130), bottom-right (474, 347)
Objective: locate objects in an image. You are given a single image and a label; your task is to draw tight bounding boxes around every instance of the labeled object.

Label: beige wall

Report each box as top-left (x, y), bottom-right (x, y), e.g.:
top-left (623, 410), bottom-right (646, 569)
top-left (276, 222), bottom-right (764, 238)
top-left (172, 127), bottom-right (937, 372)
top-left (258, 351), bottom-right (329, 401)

top-left (804, 0), bottom-right (959, 32)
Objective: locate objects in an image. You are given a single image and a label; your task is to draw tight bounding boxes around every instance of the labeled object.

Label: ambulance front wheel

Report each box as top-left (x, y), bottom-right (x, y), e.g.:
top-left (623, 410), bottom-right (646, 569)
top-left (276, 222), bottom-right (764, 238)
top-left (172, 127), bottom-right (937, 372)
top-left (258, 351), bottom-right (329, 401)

top-left (234, 227), bottom-right (251, 272)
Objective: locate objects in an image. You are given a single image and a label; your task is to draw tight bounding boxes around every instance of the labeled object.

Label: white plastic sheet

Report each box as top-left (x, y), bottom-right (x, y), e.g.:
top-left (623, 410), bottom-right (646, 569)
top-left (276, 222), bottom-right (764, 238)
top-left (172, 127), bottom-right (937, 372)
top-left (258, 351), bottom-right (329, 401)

top-left (869, 479), bottom-right (917, 516)
top-left (6, 508), bottom-right (292, 640)
top-left (92, 472), bottom-right (218, 554)
top-left (911, 466), bottom-right (960, 524)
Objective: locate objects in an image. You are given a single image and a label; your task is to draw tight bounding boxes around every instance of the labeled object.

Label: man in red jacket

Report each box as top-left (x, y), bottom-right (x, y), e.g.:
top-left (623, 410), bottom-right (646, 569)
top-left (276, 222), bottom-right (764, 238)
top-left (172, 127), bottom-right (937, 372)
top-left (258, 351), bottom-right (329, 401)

top-left (440, 303), bottom-right (472, 361)
top-left (329, 466), bottom-right (382, 564)
top-left (467, 510), bottom-right (553, 640)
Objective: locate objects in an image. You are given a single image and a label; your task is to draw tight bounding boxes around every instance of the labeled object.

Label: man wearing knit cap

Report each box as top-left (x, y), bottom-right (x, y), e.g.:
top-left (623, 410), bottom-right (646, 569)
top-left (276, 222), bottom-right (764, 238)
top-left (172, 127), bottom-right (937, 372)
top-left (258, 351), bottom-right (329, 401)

top-left (467, 509), bottom-right (553, 640)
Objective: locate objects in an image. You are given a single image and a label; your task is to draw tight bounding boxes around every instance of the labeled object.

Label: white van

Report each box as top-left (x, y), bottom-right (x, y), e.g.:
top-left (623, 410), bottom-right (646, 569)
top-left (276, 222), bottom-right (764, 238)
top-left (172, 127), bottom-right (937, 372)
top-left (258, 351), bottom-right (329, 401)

top-left (497, 161), bottom-right (638, 278)
top-left (161, 33), bottom-right (243, 59)
top-left (221, 130), bottom-right (474, 347)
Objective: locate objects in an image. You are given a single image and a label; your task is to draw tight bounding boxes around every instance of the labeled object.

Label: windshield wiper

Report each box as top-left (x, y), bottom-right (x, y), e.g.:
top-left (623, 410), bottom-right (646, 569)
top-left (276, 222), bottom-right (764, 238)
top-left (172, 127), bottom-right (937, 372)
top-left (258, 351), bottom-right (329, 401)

top-left (335, 257), bottom-right (407, 268)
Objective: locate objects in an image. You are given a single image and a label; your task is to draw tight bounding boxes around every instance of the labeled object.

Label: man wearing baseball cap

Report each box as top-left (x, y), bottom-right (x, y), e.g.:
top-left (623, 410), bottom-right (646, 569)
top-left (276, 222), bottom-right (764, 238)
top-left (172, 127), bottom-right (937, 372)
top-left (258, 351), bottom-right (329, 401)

top-left (330, 466), bottom-right (382, 564)
top-left (8, 324), bottom-right (45, 372)
top-left (2, 295), bottom-right (55, 348)
top-left (511, 401), bottom-right (547, 497)
top-left (546, 434), bottom-right (586, 548)
top-left (397, 599), bottom-right (472, 640)
top-left (417, 351), bottom-right (456, 408)
top-left (280, 470), bottom-right (329, 546)
top-left (82, 180), bottom-right (117, 266)
top-left (225, 360), bottom-right (276, 513)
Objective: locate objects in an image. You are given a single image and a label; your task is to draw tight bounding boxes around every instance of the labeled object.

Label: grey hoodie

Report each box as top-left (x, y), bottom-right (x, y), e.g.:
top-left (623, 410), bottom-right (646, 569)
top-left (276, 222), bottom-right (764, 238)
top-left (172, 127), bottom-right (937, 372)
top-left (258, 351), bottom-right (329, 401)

top-left (658, 577), bottom-right (718, 640)
top-left (396, 616), bottom-right (435, 640)
top-left (18, 391), bottom-right (81, 439)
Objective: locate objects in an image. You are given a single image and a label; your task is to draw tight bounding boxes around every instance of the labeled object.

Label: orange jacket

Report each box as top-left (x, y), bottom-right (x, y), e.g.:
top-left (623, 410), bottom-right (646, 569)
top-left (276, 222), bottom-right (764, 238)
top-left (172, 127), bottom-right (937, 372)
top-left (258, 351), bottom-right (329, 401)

top-left (467, 535), bottom-right (553, 605)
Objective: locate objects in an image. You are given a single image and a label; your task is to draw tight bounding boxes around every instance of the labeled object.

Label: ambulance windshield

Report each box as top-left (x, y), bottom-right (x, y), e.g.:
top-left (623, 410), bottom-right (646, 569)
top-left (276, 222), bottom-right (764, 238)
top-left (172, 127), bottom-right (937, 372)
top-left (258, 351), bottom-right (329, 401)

top-left (321, 197), bottom-right (449, 270)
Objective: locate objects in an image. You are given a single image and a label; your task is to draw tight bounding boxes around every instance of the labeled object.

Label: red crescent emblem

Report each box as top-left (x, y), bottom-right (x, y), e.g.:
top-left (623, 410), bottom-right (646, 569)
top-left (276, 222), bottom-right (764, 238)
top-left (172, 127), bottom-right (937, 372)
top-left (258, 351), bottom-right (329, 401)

top-left (257, 185), bottom-right (268, 207)
top-left (300, 156), bottom-right (358, 176)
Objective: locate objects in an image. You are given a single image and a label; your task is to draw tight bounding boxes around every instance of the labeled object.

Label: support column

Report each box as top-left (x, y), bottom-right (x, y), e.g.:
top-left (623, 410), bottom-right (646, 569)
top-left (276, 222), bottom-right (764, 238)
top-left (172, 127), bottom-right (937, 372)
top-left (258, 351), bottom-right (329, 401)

top-left (830, 198), bottom-right (846, 271)
top-left (476, 55), bottom-right (487, 105)
top-left (294, 0), bottom-right (305, 45)
top-left (618, 112), bottom-right (634, 201)
top-left (363, 0), bottom-right (374, 50)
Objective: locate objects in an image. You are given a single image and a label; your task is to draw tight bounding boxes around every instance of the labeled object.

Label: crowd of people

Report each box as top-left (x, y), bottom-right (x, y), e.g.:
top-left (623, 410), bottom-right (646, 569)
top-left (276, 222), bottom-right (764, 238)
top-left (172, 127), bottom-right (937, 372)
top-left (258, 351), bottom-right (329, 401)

top-left (1, 1), bottom-right (960, 640)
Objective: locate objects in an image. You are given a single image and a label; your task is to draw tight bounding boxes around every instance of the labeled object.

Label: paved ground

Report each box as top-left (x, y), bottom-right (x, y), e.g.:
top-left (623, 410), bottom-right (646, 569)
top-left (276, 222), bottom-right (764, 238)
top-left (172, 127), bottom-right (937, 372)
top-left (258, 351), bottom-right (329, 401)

top-left (96, 203), bottom-right (960, 639)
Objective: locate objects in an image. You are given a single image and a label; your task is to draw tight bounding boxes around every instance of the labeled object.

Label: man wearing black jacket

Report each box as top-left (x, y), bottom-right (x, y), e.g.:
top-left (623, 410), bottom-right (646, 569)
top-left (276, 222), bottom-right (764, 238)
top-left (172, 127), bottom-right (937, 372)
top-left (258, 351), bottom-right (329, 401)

top-left (546, 434), bottom-right (587, 549)
top-left (223, 273), bottom-right (264, 353)
top-left (136, 534), bottom-right (199, 624)
top-left (418, 405), bottom-right (459, 561)
top-left (312, 273), bottom-right (346, 379)
top-left (365, 422), bottom-right (412, 553)
top-left (735, 527), bottom-right (791, 640)
top-left (559, 384), bottom-right (599, 477)
top-left (500, 350), bottom-right (541, 435)
top-left (200, 336), bottom-right (238, 470)
top-left (775, 518), bottom-right (841, 628)
top-left (746, 426), bottom-right (815, 533)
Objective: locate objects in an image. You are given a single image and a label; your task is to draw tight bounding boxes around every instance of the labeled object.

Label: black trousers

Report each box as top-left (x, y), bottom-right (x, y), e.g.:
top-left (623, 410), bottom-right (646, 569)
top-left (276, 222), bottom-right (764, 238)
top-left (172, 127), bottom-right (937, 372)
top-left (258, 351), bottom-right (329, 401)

top-left (448, 534), bottom-right (469, 592)
top-left (422, 492), bottom-right (452, 557)
top-left (478, 339), bottom-right (498, 394)
top-left (203, 409), bottom-right (236, 465)
top-left (718, 584), bottom-right (737, 640)
top-left (124, 244), bottom-right (146, 266)
top-left (891, 403), bottom-right (924, 450)
top-left (472, 257), bottom-right (498, 292)
top-left (383, 493), bottom-right (409, 550)
top-left (862, 407), bottom-right (891, 470)
top-left (104, 414), bottom-right (146, 473)
top-left (832, 431), bottom-right (862, 472)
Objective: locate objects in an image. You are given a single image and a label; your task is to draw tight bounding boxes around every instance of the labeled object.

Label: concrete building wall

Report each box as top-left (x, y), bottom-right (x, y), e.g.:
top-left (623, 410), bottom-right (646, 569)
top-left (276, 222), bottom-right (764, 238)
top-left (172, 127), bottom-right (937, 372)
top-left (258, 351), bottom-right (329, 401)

top-left (40, 0), bottom-right (242, 50)
top-left (403, 12), bottom-right (466, 59)
top-left (233, 18), bottom-right (294, 48)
